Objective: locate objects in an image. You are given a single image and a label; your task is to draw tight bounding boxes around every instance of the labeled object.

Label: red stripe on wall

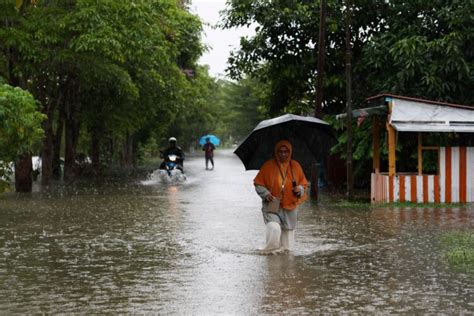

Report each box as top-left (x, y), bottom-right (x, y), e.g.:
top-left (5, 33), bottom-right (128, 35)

top-left (460, 146), bottom-right (467, 203)
top-left (399, 175), bottom-right (406, 202)
top-left (434, 175), bottom-right (440, 203)
top-left (423, 175), bottom-right (428, 203)
top-left (389, 175), bottom-right (394, 202)
top-left (411, 176), bottom-right (417, 203)
top-left (445, 147), bottom-right (452, 203)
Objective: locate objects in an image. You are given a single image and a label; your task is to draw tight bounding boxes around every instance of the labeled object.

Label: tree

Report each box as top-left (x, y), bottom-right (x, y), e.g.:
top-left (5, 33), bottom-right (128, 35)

top-left (362, 0), bottom-right (474, 105)
top-left (0, 0), bottom-right (210, 181)
top-left (214, 77), bottom-right (267, 144)
top-left (223, 0), bottom-right (473, 188)
top-left (221, 0), bottom-right (388, 115)
top-left (0, 84), bottom-right (45, 192)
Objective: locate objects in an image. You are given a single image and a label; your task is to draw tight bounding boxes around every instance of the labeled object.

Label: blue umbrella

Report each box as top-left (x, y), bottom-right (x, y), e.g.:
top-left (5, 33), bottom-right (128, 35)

top-left (199, 134), bottom-right (220, 146)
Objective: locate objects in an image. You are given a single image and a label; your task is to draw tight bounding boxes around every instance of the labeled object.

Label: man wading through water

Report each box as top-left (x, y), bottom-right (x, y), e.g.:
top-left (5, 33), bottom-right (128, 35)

top-left (254, 140), bottom-right (308, 255)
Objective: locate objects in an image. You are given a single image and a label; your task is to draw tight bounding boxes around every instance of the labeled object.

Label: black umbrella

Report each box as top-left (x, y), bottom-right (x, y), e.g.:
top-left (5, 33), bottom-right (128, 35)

top-left (234, 114), bottom-right (335, 173)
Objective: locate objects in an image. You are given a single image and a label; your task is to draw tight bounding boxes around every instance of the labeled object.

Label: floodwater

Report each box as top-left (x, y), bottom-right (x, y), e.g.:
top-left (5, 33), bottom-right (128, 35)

top-left (0, 150), bottom-right (473, 314)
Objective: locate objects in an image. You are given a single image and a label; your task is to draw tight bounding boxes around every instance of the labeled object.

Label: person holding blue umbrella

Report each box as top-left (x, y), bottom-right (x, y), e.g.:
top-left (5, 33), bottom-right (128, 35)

top-left (199, 134), bottom-right (220, 147)
top-left (202, 137), bottom-right (216, 170)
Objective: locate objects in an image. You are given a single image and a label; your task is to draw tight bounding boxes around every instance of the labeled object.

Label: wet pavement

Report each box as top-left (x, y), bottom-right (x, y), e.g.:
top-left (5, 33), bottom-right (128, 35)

top-left (0, 150), bottom-right (473, 313)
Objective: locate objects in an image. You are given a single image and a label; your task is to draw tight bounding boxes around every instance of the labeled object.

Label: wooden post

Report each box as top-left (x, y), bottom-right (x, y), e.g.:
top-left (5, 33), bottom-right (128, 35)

top-left (372, 117), bottom-right (380, 173)
top-left (418, 132), bottom-right (422, 175)
top-left (387, 123), bottom-right (396, 176)
top-left (315, 0), bottom-right (327, 118)
top-left (345, 0), bottom-right (353, 199)
top-left (311, 162), bottom-right (318, 201)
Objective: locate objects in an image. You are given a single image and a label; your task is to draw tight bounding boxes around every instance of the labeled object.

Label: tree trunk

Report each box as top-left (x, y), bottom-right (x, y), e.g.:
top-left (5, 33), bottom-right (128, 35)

top-left (52, 108), bottom-right (64, 180)
top-left (90, 127), bottom-right (101, 177)
top-left (41, 104), bottom-right (55, 185)
top-left (109, 138), bottom-right (114, 164)
top-left (64, 112), bottom-right (78, 180)
top-left (63, 82), bottom-right (80, 181)
top-left (121, 133), bottom-right (134, 168)
top-left (132, 137), bottom-right (138, 167)
top-left (15, 152), bottom-right (33, 193)
top-left (53, 91), bottom-right (66, 180)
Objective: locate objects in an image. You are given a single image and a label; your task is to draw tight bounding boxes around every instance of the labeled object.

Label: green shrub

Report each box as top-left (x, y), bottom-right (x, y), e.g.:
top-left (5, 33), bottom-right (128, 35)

top-left (0, 84), bottom-right (46, 193)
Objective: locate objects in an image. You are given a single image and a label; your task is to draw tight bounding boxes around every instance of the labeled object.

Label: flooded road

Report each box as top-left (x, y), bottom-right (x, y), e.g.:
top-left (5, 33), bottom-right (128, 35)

top-left (1, 150), bottom-right (473, 313)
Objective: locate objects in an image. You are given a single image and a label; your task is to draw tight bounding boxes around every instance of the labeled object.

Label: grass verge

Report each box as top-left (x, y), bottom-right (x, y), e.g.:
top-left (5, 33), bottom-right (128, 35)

top-left (440, 231), bottom-right (474, 267)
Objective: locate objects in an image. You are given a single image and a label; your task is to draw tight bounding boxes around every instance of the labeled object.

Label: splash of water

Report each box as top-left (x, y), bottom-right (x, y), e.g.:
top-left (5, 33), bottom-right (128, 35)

top-left (141, 169), bottom-right (186, 186)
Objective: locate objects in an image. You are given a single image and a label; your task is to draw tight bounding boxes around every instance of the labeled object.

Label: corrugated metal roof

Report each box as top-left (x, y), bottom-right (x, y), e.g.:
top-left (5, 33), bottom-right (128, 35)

top-left (337, 95), bottom-right (474, 133)
top-left (367, 93), bottom-right (473, 110)
top-left (335, 105), bottom-right (386, 120)
top-left (389, 99), bottom-right (474, 132)
top-left (391, 123), bottom-right (474, 133)
top-left (391, 99), bottom-right (474, 122)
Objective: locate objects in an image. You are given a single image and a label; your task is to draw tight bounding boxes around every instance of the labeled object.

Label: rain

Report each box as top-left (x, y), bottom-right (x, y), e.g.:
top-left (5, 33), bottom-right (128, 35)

top-left (1, 0), bottom-right (473, 313)
top-left (1, 151), bottom-right (473, 314)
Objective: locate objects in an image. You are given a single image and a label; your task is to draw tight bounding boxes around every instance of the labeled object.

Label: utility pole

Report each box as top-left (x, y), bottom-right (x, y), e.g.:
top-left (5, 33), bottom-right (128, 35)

top-left (311, 0), bottom-right (327, 200)
top-left (345, 0), bottom-right (353, 199)
top-left (315, 0), bottom-right (326, 119)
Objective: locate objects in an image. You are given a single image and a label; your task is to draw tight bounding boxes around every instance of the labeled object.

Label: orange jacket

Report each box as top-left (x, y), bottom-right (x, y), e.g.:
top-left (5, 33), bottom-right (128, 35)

top-left (254, 140), bottom-right (308, 210)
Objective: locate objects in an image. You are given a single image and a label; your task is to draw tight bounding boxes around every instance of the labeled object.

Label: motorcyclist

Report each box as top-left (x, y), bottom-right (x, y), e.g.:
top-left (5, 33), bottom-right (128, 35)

top-left (159, 137), bottom-right (184, 172)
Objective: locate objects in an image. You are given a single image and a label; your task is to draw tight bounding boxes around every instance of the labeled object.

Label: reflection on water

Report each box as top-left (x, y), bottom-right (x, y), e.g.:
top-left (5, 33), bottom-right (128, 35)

top-left (0, 150), bottom-right (473, 313)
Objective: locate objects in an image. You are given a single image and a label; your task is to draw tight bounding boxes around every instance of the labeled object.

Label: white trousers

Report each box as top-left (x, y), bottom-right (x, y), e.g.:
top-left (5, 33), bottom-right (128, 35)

top-left (260, 222), bottom-right (294, 254)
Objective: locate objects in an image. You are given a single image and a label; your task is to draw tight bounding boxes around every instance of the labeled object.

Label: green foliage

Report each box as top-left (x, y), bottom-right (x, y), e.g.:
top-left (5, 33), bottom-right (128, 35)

top-left (0, 84), bottom-right (45, 160)
top-left (222, 0), bottom-right (323, 114)
top-left (325, 114), bottom-right (374, 182)
top-left (224, 0), bottom-right (473, 109)
top-left (213, 77), bottom-right (267, 144)
top-left (223, 0), bottom-right (473, 187)
top-left (440, 231), bottom-right (474, 267)
top-left (362, 0), bottom-right (474, 104)
top-left (163, 66), bottom-right (217, 149)
top-left (67, 0), bottom-right (208, 158)
top-left (0, 0), bottom-right (213, 171)
top-left (221, 0), bottom-right (393, 115)
top-left (0, 161), bottom-right (13, 193)
top-left (61, 0), bottom-right (192, 142)
top-left (157, 74), bottom-right (268, 151)
top-left (138, 135), bottom-right (159, 160)
top-left (330, 199), bottom-right (371, 209)
top-left (0, 83), bottom-right (45, 192)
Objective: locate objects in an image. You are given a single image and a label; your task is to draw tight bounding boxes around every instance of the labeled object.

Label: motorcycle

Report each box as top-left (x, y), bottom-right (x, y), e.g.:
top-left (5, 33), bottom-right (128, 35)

top-left (157, 154), bottom-right (186, 183)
